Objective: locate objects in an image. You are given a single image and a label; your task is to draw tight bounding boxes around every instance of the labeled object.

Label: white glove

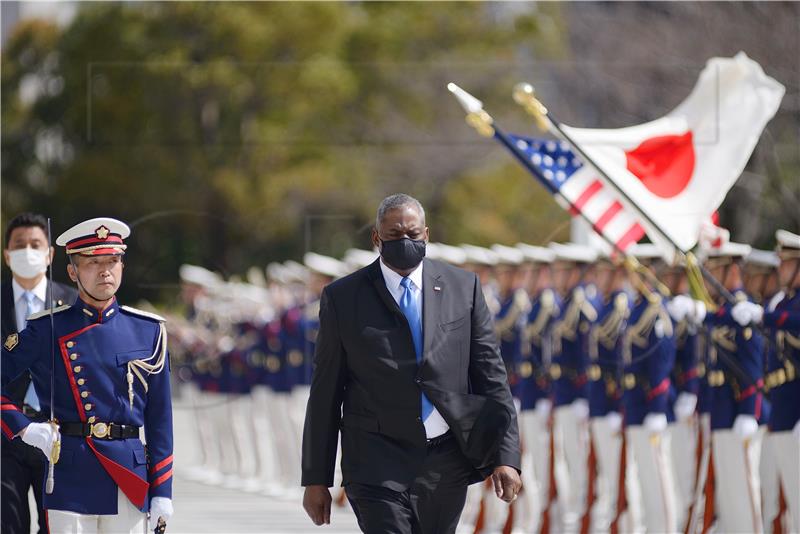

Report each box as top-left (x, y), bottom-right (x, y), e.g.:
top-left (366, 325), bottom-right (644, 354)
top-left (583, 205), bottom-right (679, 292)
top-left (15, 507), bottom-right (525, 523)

top-left (690, 300), bottom-right (707, 325)
top-left (667, 295), bottom-right (694, 322)
top-left (643, 412), bottom-right (667, 434)
top-left (732, 414), bottom-right (759, 440)
top-left (674, 392), bottom-right (698, 422)
top-left (605, 411), bottom-right (623, 433)
top-left (571, 398), bottom-right (589, 421)
top-left (149, 497), bottom-right (173, 530)
top-left (534, 398), bottom-right (552, 420)
top-left (731, 301), bottom-right (764, 327)
top-left (21, 422), bottom-right (59, 459)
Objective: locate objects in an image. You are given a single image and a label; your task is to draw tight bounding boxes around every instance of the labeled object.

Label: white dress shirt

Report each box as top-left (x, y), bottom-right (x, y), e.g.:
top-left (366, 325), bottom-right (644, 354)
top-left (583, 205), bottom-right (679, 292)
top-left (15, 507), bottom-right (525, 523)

top-left (379, 258), bottom-right (449, 439)
top-left (12, 277), bottom-right (47, 331)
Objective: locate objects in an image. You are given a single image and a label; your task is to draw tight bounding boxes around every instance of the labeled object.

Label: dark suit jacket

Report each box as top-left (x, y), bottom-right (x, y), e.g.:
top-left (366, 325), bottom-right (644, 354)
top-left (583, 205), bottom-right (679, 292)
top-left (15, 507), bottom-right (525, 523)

top-left (301, 258), bottom-right (520, 491)
top-left (1, 280), bottom-right (77, 406)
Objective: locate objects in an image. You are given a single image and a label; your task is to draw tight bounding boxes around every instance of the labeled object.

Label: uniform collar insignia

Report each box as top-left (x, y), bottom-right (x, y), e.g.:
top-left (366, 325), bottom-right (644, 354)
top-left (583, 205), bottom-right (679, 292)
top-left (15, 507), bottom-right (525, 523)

top-left (4, 333), bottom-right (19, 351)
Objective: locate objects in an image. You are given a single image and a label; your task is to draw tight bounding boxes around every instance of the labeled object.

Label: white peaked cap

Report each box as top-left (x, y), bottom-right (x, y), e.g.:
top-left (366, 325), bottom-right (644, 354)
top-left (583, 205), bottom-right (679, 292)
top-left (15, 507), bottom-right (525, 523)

top-left (343, 248), bottom-right (379, 271)
top-left (548, 242), bottom-right (598, 264)
top-left (179, 264), bottom-right (223, 288)
top-left (460, 244), bottom-right (498, 266)
top-left (706, 241), bottom-right (752, 258)
top-left (491, 244), bottom-right (525, 265)
top-left (776, 229), bottom-right (800, 251)
top-left (304, 252), bottom-right (347, 279)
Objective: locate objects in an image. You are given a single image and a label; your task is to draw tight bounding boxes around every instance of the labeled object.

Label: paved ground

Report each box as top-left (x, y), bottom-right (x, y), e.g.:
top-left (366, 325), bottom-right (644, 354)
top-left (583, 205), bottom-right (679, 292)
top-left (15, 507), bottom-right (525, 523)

top-left (168, 476), bottom-right (360, 534)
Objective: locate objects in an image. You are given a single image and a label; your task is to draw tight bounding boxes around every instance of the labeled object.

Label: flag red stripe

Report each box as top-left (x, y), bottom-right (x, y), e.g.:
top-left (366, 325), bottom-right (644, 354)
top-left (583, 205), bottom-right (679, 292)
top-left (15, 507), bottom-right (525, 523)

top-left (594, 201), bottom-right (623, 232)
top-left (1, 404), bottom-right (20, 411)
top-left (615, 223), bottom-right (645, 251)
top-left (573, 180), bottom-right (603, 211)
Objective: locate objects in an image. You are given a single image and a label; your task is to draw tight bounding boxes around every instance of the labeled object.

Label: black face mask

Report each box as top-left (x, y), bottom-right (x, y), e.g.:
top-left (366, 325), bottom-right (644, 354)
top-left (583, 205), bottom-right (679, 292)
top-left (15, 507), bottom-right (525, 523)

top-left (380, 237), bottom-right (426, 270)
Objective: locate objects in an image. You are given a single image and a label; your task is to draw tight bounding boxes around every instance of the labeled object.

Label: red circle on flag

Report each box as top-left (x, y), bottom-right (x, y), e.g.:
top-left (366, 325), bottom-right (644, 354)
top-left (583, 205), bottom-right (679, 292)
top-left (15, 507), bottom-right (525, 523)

top-left (624, 131), bottom-right (695, 198)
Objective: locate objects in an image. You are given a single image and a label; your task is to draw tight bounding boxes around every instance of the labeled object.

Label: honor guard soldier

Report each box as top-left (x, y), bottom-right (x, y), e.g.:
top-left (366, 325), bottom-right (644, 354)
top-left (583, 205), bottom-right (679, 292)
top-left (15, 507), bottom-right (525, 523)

top-left (661, 259), bottom-right (707, 529)
top-left (513, 243), bottom-right (560, 533)
top-left (748, 230), bottom-right (800, 532)
top-left (490, 244), bottom-right (530, 400)
top-left (1, 217), bottom-right (173, 533)
top-left (743, 249), bottom-right (781, 306)
top-left (703, 241), bottom-right (766, 533)
top-left (586, 251), bottom-right (630, 532)
top-left (547, 242), bottom-right (599, 533)
top-left (622, 243), bottom-right (678, 533)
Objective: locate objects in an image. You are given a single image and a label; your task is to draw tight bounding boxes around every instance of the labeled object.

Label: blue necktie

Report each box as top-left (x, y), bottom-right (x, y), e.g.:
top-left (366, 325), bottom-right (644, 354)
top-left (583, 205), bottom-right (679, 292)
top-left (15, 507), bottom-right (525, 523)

top-left (21, 291), bottom-right (41, 411)
top-left (399, 277), bottom-right (433, 422)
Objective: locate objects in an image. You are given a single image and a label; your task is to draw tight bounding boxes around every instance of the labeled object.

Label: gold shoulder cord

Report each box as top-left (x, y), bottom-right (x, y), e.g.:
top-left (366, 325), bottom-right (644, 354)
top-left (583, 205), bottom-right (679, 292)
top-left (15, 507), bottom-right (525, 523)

top-left (126, 323), bottom-right (169, 409)
top-left (524, 289), bottom-right (555, 348)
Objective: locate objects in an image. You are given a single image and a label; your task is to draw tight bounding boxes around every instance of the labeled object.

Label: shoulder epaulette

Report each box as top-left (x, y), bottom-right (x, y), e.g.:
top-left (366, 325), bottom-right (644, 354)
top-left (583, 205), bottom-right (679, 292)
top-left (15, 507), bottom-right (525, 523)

top-left (120, 305), bottom-right (166, 323)
top-left (28, 305), bottom-right (71, 321)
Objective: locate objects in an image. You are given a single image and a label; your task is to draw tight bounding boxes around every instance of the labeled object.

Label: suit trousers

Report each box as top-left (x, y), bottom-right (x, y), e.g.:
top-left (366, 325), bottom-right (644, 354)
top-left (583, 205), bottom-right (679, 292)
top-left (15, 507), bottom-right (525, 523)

top-left (1, 437), bottom-right (47, 534)
top-left (345, 436), bottom-right (473, 534)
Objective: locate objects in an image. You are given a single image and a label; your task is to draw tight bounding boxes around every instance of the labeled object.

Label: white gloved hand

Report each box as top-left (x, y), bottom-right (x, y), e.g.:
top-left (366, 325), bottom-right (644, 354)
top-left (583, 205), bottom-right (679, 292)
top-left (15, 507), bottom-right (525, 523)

top-left (674, 392), bottom-right (698, 422)
top-left (20, 422), bottom-right (59, 459)
top-left (571, 398), bottom-right (589, 421)
top-left (732, 414), bottom-right (759, 440)
top-left (643, 412), bottom-right (668, 434)
top-left (149, 497), bottom-right (173, 531)
top-left (534, 398), bottom-right (552, 420)
top-left (606, 411), bottom-right (623, 433)
top-left (731, 301), bottom-right (764, 327)
top-left (667, 295), bottom-right (694, 322)
top-left (690, 300), bottom-right (707, 325)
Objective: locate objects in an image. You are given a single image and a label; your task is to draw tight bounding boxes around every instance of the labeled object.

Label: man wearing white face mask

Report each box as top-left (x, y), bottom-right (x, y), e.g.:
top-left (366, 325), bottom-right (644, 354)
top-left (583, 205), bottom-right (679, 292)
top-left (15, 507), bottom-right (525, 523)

top-left (2, 212), bottom-right (76, 534)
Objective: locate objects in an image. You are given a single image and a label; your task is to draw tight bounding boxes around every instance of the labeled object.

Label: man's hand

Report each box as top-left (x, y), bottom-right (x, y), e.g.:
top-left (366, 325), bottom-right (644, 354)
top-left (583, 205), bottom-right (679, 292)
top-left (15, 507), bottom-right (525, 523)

top-left (491, 466), bottom-right (522, 503)
top-left (20, 422), bottom-right (59, 459)
top-left (303, 485), bottom-right (332, 526)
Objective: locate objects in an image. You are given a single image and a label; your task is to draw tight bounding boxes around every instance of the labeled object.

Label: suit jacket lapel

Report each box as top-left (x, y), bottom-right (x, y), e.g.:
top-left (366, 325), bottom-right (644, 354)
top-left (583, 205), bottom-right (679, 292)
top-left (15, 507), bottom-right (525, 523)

top-left (422, 258), bottom-right (443, 363)
top-left (367, 259), bottom-right (406, 320)
top-left (1, 283), bottom-right (16, 338)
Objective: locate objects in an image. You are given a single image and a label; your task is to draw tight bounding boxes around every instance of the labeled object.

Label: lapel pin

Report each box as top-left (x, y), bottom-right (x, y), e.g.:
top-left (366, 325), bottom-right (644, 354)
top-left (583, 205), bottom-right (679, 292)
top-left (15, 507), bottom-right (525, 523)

top-left (433, 286), bottom-right (442, 291)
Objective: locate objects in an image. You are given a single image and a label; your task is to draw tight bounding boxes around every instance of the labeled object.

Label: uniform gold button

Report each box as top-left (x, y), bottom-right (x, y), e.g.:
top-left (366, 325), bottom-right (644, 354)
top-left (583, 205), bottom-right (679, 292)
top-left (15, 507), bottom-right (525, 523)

top-left (77, 378), bottom-right (86, 386)
top-left (87, 416), bottom-right (96, 423)
top-left (81, 391), bottom-right (89, 398)
top-left (74, 366), bottom-right (82, 373)
top-left (66, 341), bottom-right (75, 348)
top-left (84, 403), bottom-right (92, 411)
top-left (70, 354), bottom-right (78, 361)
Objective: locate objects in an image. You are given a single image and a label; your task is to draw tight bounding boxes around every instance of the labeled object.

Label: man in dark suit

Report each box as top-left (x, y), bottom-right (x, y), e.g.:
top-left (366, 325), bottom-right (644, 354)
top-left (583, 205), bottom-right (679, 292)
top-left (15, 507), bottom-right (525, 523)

top-left (302, 194), bottom-right (521, 533)
top-left (2, 212), bottom-right (77, 534)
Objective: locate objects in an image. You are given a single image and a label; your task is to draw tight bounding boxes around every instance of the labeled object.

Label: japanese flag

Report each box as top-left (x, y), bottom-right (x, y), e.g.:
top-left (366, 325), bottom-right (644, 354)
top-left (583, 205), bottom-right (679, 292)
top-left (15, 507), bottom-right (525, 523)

top-left (560, 52), bottom-right (784, 255)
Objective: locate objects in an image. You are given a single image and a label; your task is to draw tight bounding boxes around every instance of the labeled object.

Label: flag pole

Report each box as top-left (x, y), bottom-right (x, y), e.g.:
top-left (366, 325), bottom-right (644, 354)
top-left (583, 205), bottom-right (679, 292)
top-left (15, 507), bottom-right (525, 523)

top-left (511, 83), bottom-right (736, 304)
top-left (447, 83), bottom-right (668, 297)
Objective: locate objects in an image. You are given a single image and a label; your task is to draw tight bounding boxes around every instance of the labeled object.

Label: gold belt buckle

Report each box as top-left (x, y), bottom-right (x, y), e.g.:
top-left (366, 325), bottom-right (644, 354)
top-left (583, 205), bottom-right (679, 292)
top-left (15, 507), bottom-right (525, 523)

top-left (91, 422), bottom-right (110, 439)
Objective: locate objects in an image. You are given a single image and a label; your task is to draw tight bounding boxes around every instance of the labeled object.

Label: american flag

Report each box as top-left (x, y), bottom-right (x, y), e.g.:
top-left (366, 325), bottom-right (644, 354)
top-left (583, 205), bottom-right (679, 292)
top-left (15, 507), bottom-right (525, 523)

top-left (507, 134), bottom-right (645, 252)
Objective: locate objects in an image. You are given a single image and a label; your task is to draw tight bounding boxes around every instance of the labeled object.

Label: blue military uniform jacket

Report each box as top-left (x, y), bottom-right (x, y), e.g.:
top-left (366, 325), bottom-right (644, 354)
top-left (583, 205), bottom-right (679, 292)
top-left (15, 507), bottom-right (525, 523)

top-left (621, 295), bottom-right (676, 426)
top-left (1, 297), bottom-right (173, 515)
top-left (764, 289), bottom-right (800, 431)
top-left (704, 290), bottom-right (765, 430)
top-left (494, 289), bottom-right (528, 399)
top-left (588, 291), bottom-right (630, 418)
top-left (551, 284), bottom-right (600, 407)
top-left (519, 288), bottom-right (561, 410)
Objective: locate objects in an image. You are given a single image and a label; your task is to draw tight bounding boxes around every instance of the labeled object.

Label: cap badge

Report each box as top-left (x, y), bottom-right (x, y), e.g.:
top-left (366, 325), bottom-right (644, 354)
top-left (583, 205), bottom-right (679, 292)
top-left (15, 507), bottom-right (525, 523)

top-left (95, 226), bottom-right (110, 240)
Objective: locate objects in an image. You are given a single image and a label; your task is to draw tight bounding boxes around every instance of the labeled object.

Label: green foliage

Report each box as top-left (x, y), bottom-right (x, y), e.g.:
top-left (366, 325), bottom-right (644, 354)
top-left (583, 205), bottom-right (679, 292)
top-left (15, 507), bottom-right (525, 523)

top-left (2, 2), bottom-right (563, 302)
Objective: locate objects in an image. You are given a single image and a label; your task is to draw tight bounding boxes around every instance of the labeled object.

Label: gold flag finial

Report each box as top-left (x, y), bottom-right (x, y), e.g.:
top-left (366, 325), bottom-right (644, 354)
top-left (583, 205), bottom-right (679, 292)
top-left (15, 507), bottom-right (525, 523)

top-left (513, 83), bottom-right (549, 132)
top-left (447, 83), bottom-right (495, 138)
